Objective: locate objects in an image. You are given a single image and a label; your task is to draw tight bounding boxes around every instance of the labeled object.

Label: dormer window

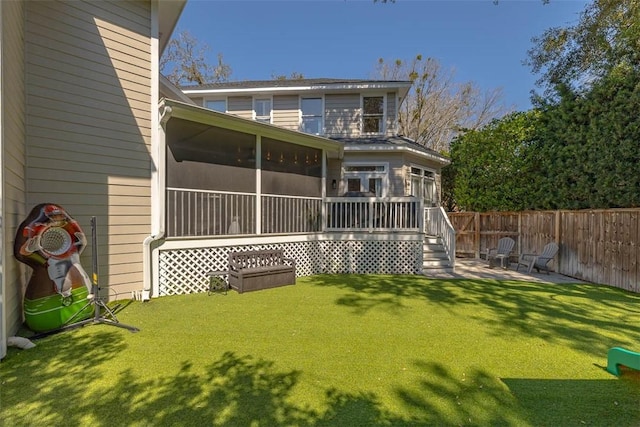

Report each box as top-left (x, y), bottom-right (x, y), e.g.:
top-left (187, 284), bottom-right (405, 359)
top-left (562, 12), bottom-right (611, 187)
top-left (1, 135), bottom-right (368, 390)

top-left (255, 98), bottom-right (272, 123)
top-left (362, 96), bottom-right (384, 134)
top-left (301, 97), bottom-right (323, 135)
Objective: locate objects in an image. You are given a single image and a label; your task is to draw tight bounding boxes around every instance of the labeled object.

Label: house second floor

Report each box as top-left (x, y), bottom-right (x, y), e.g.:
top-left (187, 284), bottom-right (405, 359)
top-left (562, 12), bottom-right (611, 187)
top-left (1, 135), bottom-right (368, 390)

top-left (180, 79), bottom-right (412, 139)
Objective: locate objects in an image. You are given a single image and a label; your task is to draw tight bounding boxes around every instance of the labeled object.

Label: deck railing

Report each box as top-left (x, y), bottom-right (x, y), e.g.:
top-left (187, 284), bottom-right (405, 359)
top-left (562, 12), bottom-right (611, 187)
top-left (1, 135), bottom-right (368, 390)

top-left (324, 196), bottom-right (423, 231)
top-left (261, 194), bottom-right (322, 234)
top-left (167, 188), bottom-right (324, 237)
top-left (166, 188), bottom-right (256, 237)
top-left (167, 189), bottom-right (434, 237)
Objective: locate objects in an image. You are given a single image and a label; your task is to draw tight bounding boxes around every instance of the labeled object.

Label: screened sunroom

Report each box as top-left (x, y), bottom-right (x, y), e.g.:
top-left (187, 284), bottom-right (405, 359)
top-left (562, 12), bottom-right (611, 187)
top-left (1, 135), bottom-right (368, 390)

top-left (152, 99), bottom-right (453, 297)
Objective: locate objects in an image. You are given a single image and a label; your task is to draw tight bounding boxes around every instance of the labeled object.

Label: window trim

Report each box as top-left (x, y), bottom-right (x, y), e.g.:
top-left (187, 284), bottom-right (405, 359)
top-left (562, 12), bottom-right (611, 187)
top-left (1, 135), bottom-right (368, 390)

top-left (409, 164), bottom-right (437, 206)
top-left (341, 161), bottom-right (389, 197)
top-left (361, 94), bottom-right (386, 135)
top-left (300, 96), bottom-right (324, 135)
top-left (253, 97), bottom-right (273, 124)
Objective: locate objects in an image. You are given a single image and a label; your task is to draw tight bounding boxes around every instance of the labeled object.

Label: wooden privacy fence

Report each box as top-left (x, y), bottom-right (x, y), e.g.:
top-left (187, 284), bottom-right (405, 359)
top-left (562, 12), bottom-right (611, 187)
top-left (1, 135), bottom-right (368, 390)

top-left (448, 209), bottom-right (640, 293)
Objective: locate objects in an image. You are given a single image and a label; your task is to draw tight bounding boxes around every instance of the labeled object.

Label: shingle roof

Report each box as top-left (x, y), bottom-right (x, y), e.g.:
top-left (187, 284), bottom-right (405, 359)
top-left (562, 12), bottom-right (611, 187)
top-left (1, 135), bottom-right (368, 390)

top-left (331, 136), bottom-right (449, 164)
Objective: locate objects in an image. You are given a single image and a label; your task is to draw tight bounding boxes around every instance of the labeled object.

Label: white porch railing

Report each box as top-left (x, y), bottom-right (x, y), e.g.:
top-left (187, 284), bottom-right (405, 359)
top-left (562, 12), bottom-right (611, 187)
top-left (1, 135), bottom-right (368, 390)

top-left (261, 194), bottom-right (322, 234)
top-left (166, 188), bottom-right (256, 237)
top-left (324, 196), bottom-right (423, 232)
top-left (424, 206), bottom-right (456, 269)
top-left (167, 189), bottom-right (453, 243)
top-left (166, 188), bottom-right (324, 237)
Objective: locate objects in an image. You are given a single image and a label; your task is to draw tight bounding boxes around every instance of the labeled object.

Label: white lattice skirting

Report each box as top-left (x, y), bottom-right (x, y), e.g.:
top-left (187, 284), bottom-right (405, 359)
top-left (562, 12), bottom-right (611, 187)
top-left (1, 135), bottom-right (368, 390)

top-left (157, 237), bottom-right (422, 296)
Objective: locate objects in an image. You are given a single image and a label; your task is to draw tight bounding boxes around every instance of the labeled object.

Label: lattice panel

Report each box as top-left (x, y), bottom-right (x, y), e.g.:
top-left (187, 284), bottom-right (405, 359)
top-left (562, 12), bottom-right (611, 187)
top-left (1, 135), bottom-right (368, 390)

top-left (158, 242), bottom-right (323, 296)
top-left (320, 240), bottom-right (421, 274)
top-left (158, 239), bottom-right (421, 296)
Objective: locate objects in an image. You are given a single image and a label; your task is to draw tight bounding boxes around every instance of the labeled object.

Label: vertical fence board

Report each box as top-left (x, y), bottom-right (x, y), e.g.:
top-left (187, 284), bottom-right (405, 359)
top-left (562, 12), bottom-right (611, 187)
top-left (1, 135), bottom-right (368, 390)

top-left (448, 208), bottom-right (640, 293)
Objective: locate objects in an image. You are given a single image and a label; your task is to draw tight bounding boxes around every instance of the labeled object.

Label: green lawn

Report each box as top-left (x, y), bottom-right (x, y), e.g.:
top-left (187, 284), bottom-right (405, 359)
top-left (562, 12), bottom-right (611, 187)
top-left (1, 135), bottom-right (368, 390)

top-left (2, 275), bottom-right (639, 426)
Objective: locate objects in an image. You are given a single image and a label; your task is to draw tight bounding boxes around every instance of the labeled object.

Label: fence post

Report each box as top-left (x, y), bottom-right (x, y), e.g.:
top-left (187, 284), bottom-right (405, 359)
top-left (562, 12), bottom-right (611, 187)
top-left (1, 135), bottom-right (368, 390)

top-left (518, 212), bottom-right (522, 258)
top-left (555, 210), bottom-right (561, 272)
top-left (474, 212), bottom-right (480, 259)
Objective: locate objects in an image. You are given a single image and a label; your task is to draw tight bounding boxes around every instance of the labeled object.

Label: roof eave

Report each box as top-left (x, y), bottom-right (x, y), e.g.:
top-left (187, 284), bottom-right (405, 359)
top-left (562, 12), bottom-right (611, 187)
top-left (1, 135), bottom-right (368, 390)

top-left (344, 144), bottom-right (450, 166)
top-left (182, 81), bottom-right (413, 96)
top-left (160, 98), bottom-right (344, 159)
top-left (158, 0), bottom-right (187, 55)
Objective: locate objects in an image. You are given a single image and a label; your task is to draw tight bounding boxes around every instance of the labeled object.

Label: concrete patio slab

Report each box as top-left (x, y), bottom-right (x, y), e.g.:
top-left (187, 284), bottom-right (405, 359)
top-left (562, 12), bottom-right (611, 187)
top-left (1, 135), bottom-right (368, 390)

top-left (425, 258), bottom-right (586, 284)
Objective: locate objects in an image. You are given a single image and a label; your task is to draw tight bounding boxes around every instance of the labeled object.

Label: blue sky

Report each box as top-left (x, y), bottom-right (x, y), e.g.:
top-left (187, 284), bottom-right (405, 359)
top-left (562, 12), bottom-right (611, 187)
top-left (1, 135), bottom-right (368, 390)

top-left (175, 0), bottom-right (589, 111)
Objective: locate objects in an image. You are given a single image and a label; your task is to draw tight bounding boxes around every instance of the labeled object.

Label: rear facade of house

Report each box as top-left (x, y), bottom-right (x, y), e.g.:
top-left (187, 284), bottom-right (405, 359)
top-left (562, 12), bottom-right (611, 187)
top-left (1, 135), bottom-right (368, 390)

top-left (181, 79), bottom-right (448, 204)
top-left (149, 81), bottom-right (454, 299)
top-left (0, 0), bottom-right (184, 359)
top-left (0, 1), bottom-right (453, 358)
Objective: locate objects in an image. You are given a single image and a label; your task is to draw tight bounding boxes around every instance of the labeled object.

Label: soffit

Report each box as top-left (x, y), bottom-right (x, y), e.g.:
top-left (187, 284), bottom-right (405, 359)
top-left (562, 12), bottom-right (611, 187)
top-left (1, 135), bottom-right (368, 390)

top-left (158, 0), bottom-right (186, 54)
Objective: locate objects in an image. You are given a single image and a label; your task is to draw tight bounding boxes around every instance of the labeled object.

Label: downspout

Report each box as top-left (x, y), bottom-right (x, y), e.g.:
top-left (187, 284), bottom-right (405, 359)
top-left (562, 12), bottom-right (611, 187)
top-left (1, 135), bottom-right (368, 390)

top-left (142, 103), bottom-right (171, 301)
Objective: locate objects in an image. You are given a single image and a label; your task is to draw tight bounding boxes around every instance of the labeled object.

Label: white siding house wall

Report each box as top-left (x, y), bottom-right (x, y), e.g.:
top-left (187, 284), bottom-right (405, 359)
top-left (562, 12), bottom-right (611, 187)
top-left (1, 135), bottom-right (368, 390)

top-left (1, 0), bottom-right (27, 356)
top-left (24, 0), bottom-right (153, 299)
top-left (325, 94), bottom-right (360, 138)
top-left (272, 95), bottom-right (299, 130)
top-left (227, 96), bottom-right (253, 120)
top-left (326, 158), bottom-right (343, 196)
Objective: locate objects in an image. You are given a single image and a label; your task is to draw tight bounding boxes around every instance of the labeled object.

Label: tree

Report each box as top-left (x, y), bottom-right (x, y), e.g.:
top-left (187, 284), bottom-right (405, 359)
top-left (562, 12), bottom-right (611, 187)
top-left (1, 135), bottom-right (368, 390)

top-left (528, 66), bottom-right (640, 210)
top-left (526, 0), bottom-right (640, 98)
top-left (374, 55), bottom-right (511, 153)
top-left (446, 111), bottom-right (540, 212)
top-left (161, 30), bottom-right (232, 85)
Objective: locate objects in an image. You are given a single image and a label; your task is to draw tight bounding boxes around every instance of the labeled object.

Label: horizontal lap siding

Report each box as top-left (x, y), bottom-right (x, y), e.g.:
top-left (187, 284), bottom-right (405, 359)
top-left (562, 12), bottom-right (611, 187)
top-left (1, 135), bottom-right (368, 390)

top-left (325, 94), bottom-right (360, 138)
top-left (273, 95), bottom-right (299, 130)
top-left (227, 96), bottom-right (253, 120)
top-left (326, 158), bottom-right (342, 196)
top-left (2, 0), bottom-right (27, 344)
top-left (25, 0), bottom-right (152, 299)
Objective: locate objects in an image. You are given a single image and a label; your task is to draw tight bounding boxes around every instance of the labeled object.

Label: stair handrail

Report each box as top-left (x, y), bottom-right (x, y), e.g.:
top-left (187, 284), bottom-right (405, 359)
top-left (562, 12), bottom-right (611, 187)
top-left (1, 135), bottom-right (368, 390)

top-left (424, 207), bottom-right (456, 269)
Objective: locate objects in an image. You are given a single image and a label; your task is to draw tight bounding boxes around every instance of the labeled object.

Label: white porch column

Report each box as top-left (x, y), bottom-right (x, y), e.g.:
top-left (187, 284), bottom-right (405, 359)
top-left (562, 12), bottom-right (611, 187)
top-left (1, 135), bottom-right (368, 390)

top-left (255, 135), bottom-right (262, 235)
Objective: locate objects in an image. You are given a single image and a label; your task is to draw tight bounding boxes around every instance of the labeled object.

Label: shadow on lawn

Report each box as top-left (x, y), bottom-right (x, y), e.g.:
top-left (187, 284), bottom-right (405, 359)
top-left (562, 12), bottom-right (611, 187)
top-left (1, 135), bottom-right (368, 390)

top-left (0, 332), bottom-right (498, 426)
top-left (0, 330), bottom-right (402, 425)
top-left (3, 331), bottom-right (639, 426)
top-left (502, 376), bottom-right (640, 426)
top-left (309, 274), bottom-right (640, 357)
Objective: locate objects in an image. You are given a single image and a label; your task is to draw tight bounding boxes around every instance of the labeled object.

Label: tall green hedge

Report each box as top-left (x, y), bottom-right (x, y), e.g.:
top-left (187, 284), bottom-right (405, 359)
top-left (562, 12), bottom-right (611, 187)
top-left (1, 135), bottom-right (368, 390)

top-left (446, 66), bottom-right (640, 212)
top-left (531, 67), bottom-right (640, 210)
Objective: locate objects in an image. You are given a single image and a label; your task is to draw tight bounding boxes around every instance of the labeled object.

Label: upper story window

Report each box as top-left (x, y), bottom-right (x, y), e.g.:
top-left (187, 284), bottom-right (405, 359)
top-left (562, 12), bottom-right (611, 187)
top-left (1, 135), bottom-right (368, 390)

top-left (362, 96), bottom-right (384, 134)
top-left (254, 98), bottom-right (272, 123)
top-left (301, 97), bottom-right (323, 135)
top-left (205, 99), bottom-right (226, 112)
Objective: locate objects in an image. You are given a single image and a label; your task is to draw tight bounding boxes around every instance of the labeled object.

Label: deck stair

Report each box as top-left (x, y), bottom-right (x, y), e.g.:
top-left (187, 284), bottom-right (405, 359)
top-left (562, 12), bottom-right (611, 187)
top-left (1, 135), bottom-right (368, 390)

top-left (423, 235), bottom-right (454, 273)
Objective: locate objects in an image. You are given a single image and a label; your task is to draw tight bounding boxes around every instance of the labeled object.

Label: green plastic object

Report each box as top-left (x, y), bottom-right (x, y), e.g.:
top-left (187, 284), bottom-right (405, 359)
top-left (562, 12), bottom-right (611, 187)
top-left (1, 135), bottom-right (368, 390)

top-left (23, 287), bottom-right (93, 332)
top-left (606, 347), bottom-right (640, 376)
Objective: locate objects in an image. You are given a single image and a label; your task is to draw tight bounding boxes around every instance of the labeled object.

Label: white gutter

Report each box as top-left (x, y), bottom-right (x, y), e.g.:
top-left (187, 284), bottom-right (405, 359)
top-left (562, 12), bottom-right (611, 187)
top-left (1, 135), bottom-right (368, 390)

top-left (343, 144), bottom-right (450, 166)
top-left (182, 82), bottom-right (413, 97)
top-left (143, 4), bottom-right (161, 302)
top-left (142, 103), bottom-right (171, 301)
